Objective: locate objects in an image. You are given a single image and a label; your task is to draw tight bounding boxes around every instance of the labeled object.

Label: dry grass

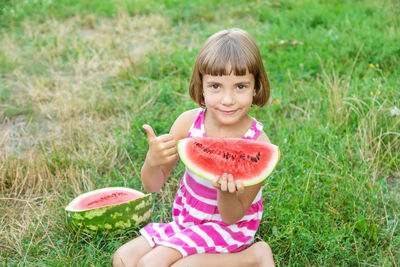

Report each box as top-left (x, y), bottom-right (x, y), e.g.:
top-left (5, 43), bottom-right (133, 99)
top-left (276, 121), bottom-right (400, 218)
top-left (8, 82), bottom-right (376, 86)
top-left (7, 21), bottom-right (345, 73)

top-left (0, 11), bottom-right (173, 256)
top-left (354, 97), bottom-right (400, 177)
top-left (318, 55), bottom-right (399, 178)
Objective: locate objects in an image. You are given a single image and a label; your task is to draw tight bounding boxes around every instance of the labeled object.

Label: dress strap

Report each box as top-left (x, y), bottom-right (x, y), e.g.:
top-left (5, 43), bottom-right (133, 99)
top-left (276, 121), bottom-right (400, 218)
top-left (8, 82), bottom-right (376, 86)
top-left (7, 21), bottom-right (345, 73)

top-left (186, 108), bottom-right (206, 138)
top-left (242, 119), bottom-right (264, 140)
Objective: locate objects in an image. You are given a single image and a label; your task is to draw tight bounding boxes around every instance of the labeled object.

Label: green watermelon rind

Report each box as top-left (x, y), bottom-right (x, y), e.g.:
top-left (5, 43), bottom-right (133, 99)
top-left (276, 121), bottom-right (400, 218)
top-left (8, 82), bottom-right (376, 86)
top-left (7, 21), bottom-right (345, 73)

top-left (178, 138), bottom-right (280, 187)
top-left (65, 187), bottom-right (153, 235)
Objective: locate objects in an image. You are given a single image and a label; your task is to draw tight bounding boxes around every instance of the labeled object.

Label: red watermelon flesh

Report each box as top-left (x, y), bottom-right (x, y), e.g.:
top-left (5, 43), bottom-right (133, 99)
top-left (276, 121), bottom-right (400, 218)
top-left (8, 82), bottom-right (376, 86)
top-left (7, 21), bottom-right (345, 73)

top-left (68, 188), bottom-right (145, 211)
top-left (178, 137), bottom-right (280, 186)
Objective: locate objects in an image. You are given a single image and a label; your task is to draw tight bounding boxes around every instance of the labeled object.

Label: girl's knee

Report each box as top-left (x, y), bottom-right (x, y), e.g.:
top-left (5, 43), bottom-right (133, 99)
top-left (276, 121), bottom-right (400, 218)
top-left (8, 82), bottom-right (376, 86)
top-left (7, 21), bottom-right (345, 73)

top-left (255, 241), bottom-right (272, 254)
top-left (137, 252), bottom-right (162, 267)
top-left (136, 254), bottom-right (149, 267)
top-left (112, 236), bottom-right (152, 267)
top-left (137, 246), bottom-right (182, 267)
top-left (112, 248), bottom-right (125, 267)
top-left (253, 241), bottom-right (274, 265)
top-left (112, 242), bottom-right (139, 267)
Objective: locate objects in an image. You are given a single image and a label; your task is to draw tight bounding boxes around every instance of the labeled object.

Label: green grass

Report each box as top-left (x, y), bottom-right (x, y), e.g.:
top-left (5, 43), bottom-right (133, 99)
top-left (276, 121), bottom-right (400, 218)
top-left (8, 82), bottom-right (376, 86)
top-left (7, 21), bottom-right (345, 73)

top-left (0, 0), bottom-right (399, 266)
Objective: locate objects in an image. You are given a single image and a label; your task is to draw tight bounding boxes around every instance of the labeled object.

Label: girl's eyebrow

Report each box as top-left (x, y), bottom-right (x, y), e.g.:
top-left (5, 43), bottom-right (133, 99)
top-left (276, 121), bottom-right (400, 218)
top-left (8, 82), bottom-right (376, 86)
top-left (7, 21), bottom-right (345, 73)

top-left (234, 81), bottom-right (251, 85)
top-left (205, 81), bottom-right (222, 84)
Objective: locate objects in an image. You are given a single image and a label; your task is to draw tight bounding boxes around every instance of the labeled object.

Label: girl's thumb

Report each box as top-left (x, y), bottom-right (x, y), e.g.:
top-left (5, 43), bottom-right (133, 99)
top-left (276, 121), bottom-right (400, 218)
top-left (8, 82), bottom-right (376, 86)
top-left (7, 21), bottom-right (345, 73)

top-left (142, 124), bottom-right (157, 141)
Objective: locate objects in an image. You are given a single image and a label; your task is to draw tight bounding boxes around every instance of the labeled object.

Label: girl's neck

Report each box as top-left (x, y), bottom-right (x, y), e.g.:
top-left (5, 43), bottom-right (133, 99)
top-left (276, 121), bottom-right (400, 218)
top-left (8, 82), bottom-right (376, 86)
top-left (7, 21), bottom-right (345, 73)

top-left (203, 109), bottom-right (253, 138)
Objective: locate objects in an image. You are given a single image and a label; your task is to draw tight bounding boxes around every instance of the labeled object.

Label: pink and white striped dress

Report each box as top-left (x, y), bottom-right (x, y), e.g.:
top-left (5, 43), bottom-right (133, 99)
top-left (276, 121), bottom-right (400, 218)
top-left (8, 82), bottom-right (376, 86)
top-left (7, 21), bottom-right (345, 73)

top-left (140, 108), bottom-right (264, 257)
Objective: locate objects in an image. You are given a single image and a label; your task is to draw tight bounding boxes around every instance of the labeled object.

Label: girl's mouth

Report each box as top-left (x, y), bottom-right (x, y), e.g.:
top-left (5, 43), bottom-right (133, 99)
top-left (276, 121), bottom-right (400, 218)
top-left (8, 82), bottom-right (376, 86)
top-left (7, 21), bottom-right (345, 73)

top-left (220, 110), bottom-right (237, 115)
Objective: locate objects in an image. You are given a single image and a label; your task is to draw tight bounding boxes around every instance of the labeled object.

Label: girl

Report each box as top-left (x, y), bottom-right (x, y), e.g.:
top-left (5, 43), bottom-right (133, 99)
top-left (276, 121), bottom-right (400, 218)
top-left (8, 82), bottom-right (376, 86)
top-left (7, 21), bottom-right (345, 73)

top-left (113, 28), bottom-right (275, 267)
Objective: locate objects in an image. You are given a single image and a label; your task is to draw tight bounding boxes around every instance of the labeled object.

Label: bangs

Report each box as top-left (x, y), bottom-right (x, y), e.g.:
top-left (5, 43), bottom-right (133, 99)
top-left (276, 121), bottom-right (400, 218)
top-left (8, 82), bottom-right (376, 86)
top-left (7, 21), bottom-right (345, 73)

top-left (198, 38), bottom-right (258, 76)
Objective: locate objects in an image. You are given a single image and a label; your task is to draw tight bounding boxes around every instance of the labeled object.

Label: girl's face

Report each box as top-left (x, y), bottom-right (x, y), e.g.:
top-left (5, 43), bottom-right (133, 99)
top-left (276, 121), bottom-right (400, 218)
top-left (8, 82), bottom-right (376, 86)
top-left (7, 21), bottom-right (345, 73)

top-left (202, 69), bottom-right (255, 127)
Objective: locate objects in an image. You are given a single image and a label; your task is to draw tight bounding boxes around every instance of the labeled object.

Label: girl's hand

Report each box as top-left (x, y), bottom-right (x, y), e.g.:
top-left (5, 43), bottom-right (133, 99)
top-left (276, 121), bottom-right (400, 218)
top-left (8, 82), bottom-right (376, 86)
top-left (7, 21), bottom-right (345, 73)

top-left (143, 124), bottom-right (178, 167)
top-left (212, 173), bottom-right (244, 195)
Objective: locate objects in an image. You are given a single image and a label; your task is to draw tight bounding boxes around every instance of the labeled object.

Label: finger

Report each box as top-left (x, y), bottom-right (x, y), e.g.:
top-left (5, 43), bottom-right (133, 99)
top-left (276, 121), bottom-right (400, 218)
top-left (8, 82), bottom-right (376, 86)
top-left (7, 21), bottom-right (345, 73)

top-left (220, 173), bottom-right (228, 191)
top-left (227, 174), bottom-right (236, 193)
top-left (142, 125), bottom-right (157, 142)
top-left (162, 138), bottom-right (178, 149)
top-left (163, 154), bottom-right (179, 164)
top-left (158, 134), bottom-right (176, 143)
top-left (163, 146), bottom-right (178, 157)
top-left (236, 180), bottom-right (244, 195)
top-left (158, 139), bottom-right (177, 156)
top-left (212, 176), bottom-right (221, 188)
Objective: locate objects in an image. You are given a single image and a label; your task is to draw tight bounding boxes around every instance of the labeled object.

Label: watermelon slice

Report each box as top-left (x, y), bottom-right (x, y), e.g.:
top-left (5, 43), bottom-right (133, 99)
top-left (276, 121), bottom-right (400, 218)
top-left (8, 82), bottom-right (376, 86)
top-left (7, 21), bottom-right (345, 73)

top-left (178, 137), bottom-right (279, 186)
top-left (65, 187), bottom-right (153, 234)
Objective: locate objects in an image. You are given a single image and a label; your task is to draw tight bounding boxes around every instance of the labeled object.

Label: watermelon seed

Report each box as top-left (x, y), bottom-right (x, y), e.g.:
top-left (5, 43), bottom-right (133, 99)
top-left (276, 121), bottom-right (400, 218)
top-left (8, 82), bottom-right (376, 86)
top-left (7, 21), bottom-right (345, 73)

top-left (195, 141), bottom-right (203, 148)
top-left (251, 157), bottom-right (258, 162)
top-left (202, 148), bottom-right (213, 154)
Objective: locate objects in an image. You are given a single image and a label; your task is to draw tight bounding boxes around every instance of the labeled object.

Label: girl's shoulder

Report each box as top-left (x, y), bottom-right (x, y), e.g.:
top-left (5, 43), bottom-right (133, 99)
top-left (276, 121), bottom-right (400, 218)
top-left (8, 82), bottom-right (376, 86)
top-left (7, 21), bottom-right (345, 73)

top-left (256, 129), bottom-right (271, 144)
top-left (170, 108), bottom-right (201, 140)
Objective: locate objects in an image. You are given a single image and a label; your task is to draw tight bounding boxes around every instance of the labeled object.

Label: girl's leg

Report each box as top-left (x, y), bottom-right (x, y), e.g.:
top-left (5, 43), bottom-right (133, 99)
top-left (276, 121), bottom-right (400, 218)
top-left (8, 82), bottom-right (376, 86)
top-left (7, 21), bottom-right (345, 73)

top-left (137, 246), bottom-right (182, 267)
top-left (112, 236), bottom-right (152, 267)
top-left (171, 242), bottom-right (275, 267)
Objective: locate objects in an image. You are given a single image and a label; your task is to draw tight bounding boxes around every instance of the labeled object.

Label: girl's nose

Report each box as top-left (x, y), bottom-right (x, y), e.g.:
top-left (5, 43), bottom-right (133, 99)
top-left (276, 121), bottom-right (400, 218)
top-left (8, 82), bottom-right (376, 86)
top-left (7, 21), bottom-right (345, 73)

top-left (221, 91), bottom-right (235, 105)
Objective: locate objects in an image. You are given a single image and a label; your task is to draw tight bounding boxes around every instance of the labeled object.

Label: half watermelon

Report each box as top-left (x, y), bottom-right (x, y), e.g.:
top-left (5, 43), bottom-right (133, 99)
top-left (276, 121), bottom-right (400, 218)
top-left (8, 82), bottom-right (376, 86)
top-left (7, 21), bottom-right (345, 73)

top-left (178, 137), bottom-right (280, 186)
top-left (65, 187), bottom-right (153, 234)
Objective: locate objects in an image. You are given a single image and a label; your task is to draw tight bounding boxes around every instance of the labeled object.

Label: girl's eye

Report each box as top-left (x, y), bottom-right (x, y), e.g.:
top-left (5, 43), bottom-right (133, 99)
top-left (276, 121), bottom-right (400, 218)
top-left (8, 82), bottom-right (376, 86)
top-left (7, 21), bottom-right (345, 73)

top-left (237, 84), bottom-right (247, 90)
top-left (210, 84), bottom-right (220, 89)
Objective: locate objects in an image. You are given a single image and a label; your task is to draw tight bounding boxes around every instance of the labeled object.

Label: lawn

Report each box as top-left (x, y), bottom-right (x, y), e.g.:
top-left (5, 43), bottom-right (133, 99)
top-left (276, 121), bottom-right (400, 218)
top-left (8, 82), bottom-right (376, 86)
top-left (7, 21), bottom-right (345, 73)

top-left (0, 0), bottom-right (399, 265)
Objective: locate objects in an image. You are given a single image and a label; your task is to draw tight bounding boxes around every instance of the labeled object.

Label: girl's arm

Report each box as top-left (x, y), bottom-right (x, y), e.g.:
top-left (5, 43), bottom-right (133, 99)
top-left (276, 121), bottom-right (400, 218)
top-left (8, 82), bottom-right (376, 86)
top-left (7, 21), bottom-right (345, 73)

top-left (215, 176), bottom-right (262, 225)
top-left (214, 131), bottom-right (271, 225)
top-left (141, 109), bottom-right (198, 193)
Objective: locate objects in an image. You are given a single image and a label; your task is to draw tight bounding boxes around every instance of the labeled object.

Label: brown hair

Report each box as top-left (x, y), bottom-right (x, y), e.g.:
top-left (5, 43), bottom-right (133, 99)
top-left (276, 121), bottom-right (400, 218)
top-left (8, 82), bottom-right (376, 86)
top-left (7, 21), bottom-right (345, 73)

top-left (189, 28), bottom-right (270, 107)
